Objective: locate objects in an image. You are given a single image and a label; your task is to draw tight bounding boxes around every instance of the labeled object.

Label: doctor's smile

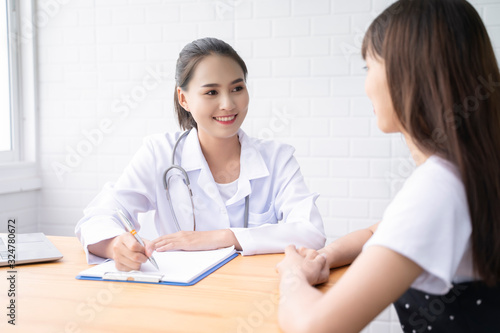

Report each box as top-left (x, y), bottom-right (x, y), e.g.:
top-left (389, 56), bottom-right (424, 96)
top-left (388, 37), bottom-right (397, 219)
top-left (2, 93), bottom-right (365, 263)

top-left (213, 114), bottom-right (238, 124)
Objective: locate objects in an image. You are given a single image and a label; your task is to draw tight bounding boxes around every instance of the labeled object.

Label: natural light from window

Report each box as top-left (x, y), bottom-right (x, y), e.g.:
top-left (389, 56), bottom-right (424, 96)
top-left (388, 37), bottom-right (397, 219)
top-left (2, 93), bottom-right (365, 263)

top-left (0, 1), bottom-right (12, 152)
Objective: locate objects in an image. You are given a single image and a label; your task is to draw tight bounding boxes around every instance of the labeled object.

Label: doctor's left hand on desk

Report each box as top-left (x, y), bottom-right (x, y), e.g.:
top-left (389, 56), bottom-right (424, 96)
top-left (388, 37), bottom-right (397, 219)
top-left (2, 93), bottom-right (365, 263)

top-left (146, 229), bottom-right (242, 255)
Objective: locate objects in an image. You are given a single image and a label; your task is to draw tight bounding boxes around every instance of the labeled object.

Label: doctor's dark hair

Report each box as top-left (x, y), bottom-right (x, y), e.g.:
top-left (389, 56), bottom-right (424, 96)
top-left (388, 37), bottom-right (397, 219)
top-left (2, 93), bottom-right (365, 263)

top-left (362, 0), bottom-right (500, 286)
top-left (174, 37), bottom-right (248, 130)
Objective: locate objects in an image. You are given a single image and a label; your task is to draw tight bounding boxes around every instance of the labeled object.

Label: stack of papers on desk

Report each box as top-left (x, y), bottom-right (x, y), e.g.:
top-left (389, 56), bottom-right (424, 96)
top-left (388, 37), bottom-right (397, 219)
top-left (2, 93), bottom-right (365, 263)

top-left (77, 246), bottom-right (238, 286)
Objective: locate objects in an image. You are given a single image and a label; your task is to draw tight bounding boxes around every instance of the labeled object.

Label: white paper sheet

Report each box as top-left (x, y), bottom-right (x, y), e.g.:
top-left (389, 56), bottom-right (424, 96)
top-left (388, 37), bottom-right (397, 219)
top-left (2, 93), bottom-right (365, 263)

top-left (78, 246), bottom-right (236, 284)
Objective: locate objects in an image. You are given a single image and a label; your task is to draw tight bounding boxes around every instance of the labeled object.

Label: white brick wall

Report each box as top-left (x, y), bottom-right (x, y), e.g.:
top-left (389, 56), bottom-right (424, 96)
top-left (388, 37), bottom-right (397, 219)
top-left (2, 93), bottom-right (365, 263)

top-left (2, 0), bottom-right (494, 331)
top-left (0, 191), bottom-right (39, 233)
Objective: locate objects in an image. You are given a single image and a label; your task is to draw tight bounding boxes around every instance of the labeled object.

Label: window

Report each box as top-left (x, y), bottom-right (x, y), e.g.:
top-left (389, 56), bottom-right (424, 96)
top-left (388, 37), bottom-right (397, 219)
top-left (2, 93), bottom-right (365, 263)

top-left (0, 0), bottom-right (22, 164)
top-left (0, 0), bottom-right (40, 194)
top-left (0, 0), bottom-right (13, 159)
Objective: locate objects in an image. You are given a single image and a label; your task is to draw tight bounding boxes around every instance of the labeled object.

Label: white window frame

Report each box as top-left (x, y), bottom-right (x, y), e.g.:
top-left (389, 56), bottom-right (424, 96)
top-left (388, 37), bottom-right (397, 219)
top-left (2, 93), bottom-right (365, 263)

top-left (0, 0), bottom-right (16, 162)
top-left (0, 0), bottom-right (40, 194)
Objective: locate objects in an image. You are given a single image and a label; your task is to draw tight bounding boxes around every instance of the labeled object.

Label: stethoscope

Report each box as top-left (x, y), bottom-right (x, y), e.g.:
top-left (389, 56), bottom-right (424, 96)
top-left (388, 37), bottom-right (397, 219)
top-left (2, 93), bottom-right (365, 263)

top-left (163, 129), bottom-right (249, 231)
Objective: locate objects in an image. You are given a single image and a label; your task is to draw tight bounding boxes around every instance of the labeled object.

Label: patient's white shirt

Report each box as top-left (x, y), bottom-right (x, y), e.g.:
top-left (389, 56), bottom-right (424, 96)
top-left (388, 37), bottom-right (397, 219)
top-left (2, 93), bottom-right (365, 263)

top-left (364, 155), bottom-right (477, 294)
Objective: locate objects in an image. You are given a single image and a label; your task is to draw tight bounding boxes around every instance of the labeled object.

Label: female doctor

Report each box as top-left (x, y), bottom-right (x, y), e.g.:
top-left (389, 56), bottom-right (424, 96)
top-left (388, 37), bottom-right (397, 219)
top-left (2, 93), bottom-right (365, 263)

top-left (75, 37), bottom-right (326, 271)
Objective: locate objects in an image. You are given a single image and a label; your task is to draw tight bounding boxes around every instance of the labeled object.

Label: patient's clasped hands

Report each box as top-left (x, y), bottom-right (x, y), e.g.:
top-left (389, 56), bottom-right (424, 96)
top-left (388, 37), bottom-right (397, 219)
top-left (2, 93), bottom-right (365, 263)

top-left (276, 245), bottom-right (330, 287)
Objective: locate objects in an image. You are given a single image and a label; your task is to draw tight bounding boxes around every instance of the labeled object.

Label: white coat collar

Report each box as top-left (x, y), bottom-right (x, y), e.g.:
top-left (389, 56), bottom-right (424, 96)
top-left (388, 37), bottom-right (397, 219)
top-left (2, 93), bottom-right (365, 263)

top-left (179, 128), bottom-right (270, 205)
top-left (179, 127), bottom-right (205, 173)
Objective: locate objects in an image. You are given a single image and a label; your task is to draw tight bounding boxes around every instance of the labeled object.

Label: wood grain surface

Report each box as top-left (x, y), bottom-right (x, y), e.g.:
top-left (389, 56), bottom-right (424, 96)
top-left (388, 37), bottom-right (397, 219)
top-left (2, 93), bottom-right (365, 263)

top-left (0, 236), bottom-right (347, 333)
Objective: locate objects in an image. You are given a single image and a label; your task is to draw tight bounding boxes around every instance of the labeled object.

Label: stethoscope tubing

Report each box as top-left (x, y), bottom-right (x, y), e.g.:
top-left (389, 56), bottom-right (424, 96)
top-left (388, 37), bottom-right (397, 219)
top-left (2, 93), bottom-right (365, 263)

top-left (163, 129), bottom-right (249, 230)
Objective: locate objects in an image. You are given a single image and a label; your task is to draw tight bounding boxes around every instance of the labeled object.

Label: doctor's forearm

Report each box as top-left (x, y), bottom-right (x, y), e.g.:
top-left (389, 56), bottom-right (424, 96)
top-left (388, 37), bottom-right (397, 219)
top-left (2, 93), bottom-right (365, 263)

top-left (221, 229), bottom-right (242, 251)
top-left (87, 237), bottom-right (116, 259)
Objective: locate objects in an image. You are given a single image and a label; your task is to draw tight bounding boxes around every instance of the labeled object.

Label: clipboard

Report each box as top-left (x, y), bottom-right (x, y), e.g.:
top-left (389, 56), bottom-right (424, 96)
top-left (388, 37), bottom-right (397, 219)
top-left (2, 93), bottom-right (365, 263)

top-left (76, 246), bottom-right (239, 286)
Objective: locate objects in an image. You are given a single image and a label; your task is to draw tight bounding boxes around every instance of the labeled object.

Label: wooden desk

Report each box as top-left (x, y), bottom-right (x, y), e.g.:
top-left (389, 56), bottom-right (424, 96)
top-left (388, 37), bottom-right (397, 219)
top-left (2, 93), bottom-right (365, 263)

top-left (0, 236), bottom-right (347, 333)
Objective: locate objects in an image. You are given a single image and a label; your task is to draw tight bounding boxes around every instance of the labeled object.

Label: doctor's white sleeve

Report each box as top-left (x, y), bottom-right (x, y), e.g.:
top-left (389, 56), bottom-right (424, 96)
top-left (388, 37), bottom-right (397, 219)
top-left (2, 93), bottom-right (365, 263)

top-left (75, 137), bottom-right (158, 264)
top-left (231, 149), bottom-right (326, 255)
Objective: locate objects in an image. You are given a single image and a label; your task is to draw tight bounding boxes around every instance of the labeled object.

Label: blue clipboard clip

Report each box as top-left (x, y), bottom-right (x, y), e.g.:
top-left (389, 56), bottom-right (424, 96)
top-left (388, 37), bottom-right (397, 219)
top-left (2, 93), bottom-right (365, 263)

top-left (103, 271), bottom-right (164, 283)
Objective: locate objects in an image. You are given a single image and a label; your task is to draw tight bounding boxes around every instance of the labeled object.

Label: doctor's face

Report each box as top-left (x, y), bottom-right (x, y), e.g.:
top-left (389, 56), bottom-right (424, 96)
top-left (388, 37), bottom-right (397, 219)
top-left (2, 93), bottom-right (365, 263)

top-left (177, 55), bottom-right (249, 141)
top-left (364, 53), bottom-right (401, 133)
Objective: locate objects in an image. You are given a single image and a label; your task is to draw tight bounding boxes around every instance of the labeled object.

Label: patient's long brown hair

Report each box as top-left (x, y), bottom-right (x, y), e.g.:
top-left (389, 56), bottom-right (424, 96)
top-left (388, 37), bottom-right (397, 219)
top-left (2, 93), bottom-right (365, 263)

top-left (362, 0), bottom-right (500, 286)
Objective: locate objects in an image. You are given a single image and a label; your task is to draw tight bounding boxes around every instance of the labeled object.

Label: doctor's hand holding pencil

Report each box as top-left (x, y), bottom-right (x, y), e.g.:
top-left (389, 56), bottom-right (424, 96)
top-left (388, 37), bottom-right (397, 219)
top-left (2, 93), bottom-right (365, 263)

top-left (87, 230), bottom-right (155, 272)
top-left (87, 211), bottom-right (158, 272)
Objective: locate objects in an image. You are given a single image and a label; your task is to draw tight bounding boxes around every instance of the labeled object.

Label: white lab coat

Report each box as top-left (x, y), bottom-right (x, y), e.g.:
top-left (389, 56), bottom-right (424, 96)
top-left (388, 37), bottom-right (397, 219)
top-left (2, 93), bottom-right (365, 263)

top-left (75, 128), bottom-right (326, 264)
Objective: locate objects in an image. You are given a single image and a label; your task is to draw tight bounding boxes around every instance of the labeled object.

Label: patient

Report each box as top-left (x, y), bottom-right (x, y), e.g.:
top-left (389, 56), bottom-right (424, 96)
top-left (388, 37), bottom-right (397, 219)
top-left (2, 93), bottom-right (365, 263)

top-left (276, 1), bottom-right (500, 332)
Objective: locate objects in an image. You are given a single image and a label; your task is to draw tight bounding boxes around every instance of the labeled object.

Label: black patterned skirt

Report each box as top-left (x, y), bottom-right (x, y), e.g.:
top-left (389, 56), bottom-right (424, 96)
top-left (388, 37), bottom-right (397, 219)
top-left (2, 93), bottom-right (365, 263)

top-left (394, 282), bottom-right (500, 333)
